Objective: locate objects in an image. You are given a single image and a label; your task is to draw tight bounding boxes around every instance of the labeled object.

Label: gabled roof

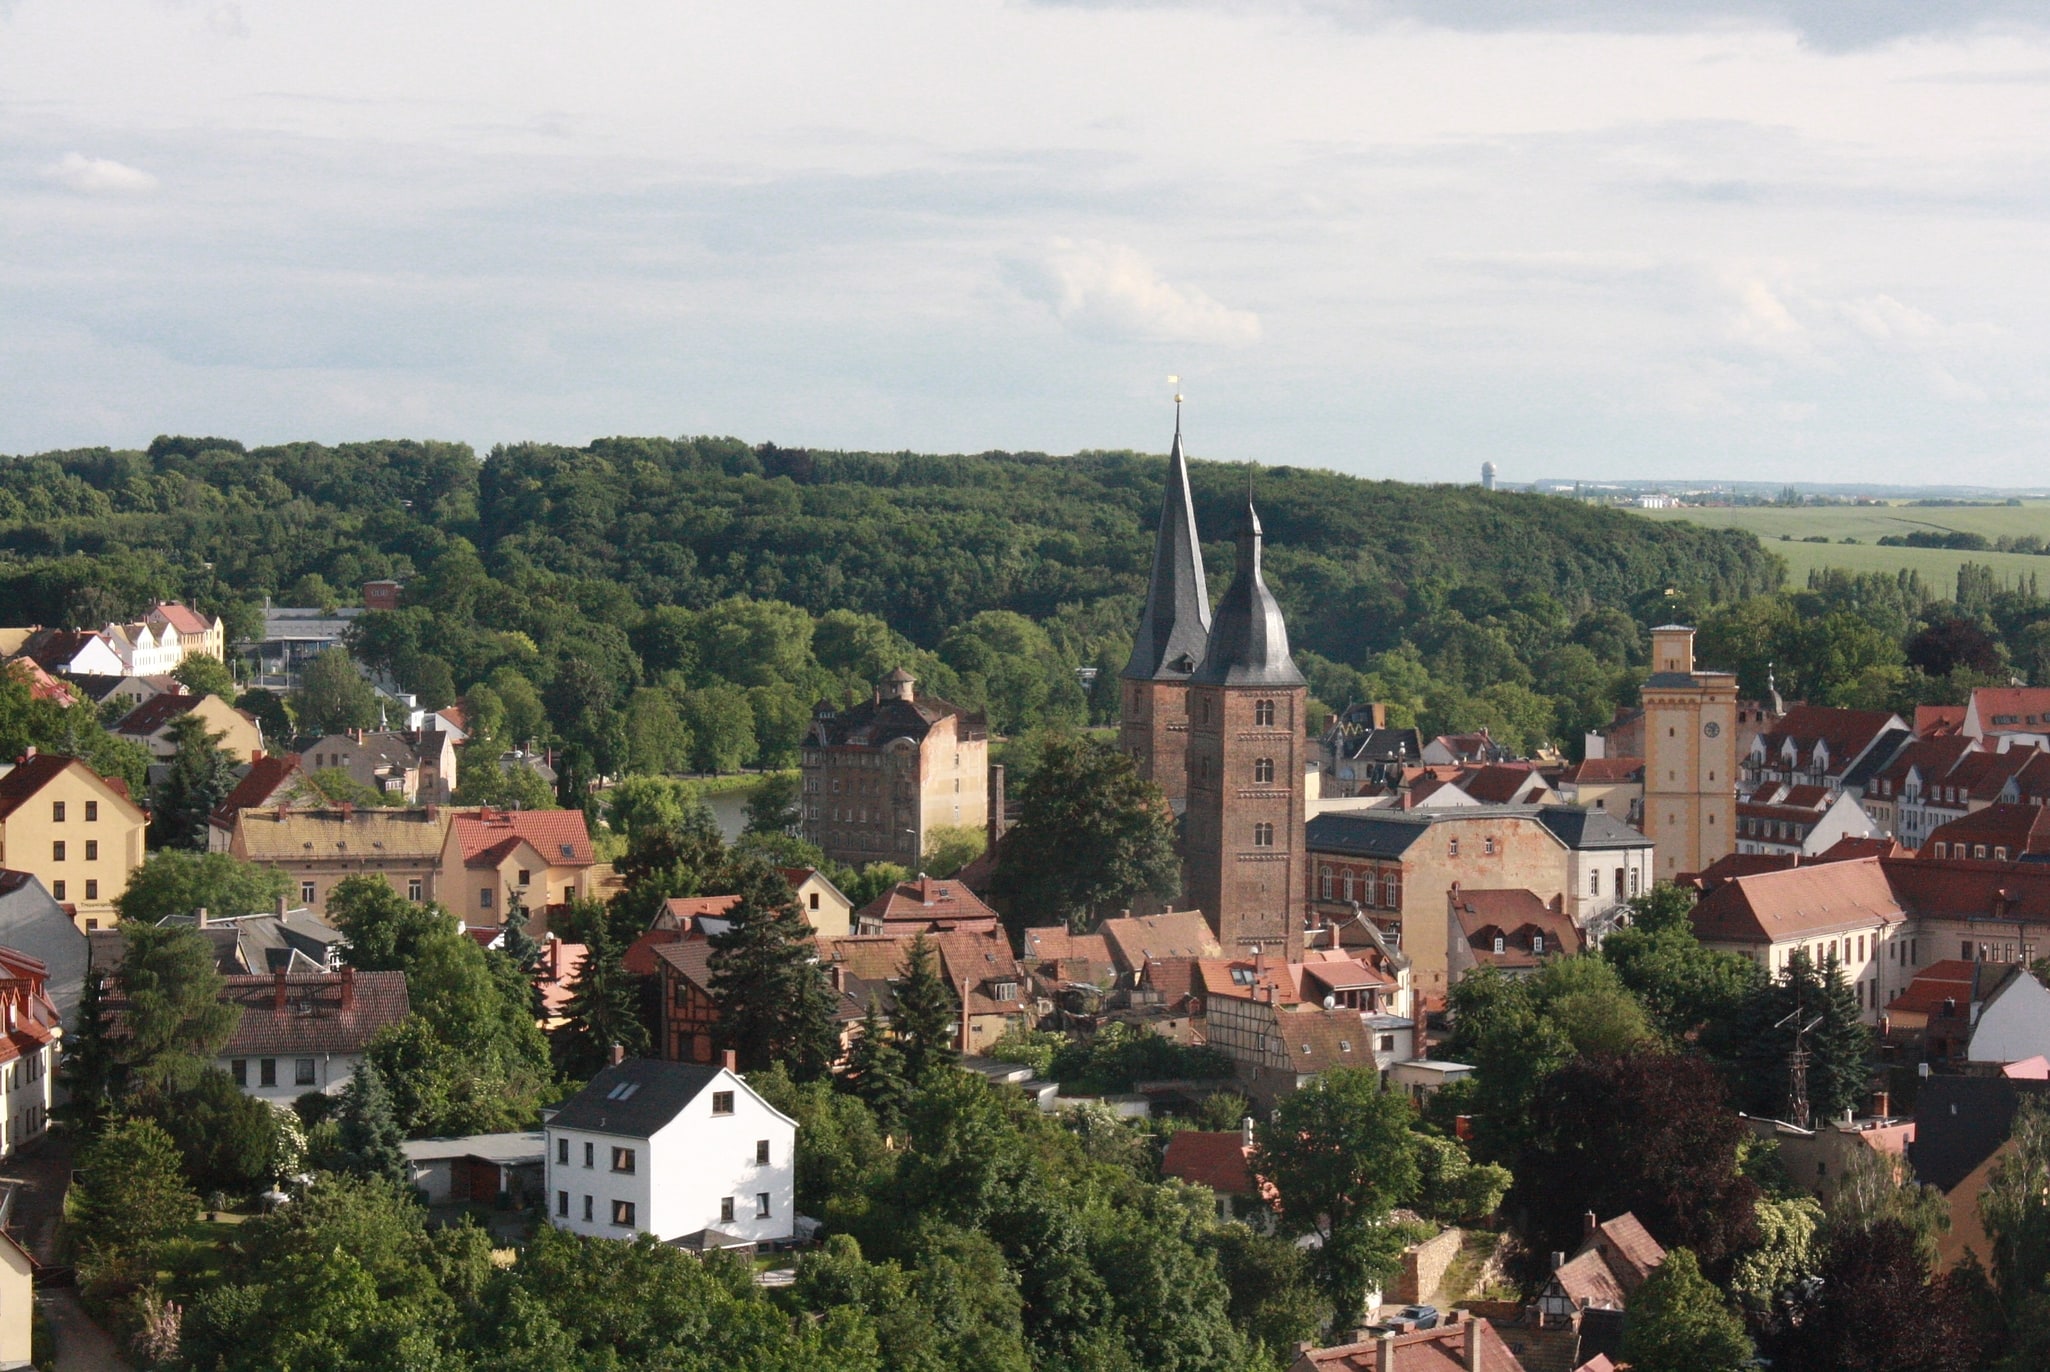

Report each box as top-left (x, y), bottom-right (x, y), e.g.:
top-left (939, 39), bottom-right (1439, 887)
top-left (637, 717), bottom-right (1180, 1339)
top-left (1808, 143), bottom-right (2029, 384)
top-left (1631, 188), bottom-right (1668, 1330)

top-left (547, 1059), bottom-right (767, 1140)
top-left (213, 970), bottom-right (409, 1056)
top-left (1689, 858), bottom-right (1905, 945)
top-left (1925, 803), bottom-right (2050, 859)
top-left (855, 877), bottom-right (1000, 932)
top-left (1456, 764), bottom-right (1547, 805)
top-left (0, 754), bottom-right (137, 821)
top-left (1098, 909), bottom-right (1222, 972)
top-left (113, 692), bottom-right (203, 738)
top-left (1555, 757), bottom-right (1643, 785)
top-left (652, 939), bottom-right (716, 992)
top-left (1451, 891), bottom-right (1581, 968)
top-left (1916, 704), bottom-right (1968, 737)
top-left (1161, 1130), bottom-right (1256, 1195)
top-left (147, 602), bottom-right (216, 635)
top-left (1968, 686), bottom-right (2050, 733)
top-left (234, 806), bottom-right (452, 861)
top-left (1755, 704), bottom-right (1905, 774)
top-left (1884, 959), bottom-right (1984, 1017)
top-left (1908, 1073), bottom-right (2050, 1192)
top-left (1289, 1315), bottom-right (1527, 1372)
top-left (18, 628), bottom-right (111, 672)
top-left (211, 754), bottom-right (304, 827)
top-left (450, 808), bottom-right (593, 868)
top-left (809, 692), bottom-right (983, 749)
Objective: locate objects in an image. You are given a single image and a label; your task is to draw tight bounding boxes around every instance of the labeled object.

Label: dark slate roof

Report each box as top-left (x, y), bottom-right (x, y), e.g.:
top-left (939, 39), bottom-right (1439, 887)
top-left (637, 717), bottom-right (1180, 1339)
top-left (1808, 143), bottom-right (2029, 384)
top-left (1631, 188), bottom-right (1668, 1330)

top-left (1189, 496), bottom-right (1305, 688)
top-left (1842, 726), bottom-right (1914, 790)
top-left (547, 1058), bottom-right (727, 1138)
top-left (1304, 810), bottom-right (1440, 859)
top-left (0, 870), bottom-right (86, 1026)
top-left (1122, 421), bottom-right (1213, 682)
top-left (1535, 807), bottom-right (1652, 851)
top-left (808, 693), bottom-right (984, 748)
top-left (1908, 1074), bottom-right (2050, 1193)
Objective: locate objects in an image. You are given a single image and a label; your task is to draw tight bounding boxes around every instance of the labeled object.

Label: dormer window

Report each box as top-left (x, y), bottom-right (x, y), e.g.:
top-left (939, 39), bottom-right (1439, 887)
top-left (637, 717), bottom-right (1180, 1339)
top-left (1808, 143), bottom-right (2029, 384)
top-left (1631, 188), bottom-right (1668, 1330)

top-left (1492, 936), bottom-right (1505, 954)
top-left (1533, 934), bottom-right (1545, 954)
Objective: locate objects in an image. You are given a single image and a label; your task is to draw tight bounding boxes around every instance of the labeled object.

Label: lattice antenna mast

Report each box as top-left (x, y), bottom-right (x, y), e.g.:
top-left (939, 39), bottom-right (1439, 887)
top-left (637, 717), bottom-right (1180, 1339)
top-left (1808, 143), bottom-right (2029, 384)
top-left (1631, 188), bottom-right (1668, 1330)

top-left (1777, 1004), bottom-right (1824, 1130)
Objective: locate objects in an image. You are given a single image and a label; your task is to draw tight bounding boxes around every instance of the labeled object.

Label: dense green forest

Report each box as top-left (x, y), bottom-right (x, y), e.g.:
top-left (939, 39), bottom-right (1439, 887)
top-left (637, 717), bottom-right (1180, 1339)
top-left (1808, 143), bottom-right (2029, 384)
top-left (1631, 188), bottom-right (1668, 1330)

top-left (7, 432), bottom-right (2045, 775)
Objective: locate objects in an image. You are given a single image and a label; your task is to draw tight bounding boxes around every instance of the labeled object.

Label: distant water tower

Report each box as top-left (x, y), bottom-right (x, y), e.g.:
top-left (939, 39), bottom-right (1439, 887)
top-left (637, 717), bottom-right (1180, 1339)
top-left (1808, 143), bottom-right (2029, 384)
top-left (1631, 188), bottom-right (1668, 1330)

top-left (1481, 461), bottom-right (1498, 491)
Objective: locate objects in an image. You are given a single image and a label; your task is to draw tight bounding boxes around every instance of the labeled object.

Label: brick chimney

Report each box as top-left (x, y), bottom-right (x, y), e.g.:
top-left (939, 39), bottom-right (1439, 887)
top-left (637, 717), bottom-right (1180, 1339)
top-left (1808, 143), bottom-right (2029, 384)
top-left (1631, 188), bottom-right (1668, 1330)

top-left (1464, 1312), bottom-right (1484, 1372)
top-left (1375, 1329), bottom-right (1398, 1372)
top-left (609, 1043), bottom-right (626, 1066)
top-left (721, 1048), bottom-right (738, 1072)
top-left (340, 966), bottom-right (355, 1011)
top-left (272, 968), bottom-right (288, 1011)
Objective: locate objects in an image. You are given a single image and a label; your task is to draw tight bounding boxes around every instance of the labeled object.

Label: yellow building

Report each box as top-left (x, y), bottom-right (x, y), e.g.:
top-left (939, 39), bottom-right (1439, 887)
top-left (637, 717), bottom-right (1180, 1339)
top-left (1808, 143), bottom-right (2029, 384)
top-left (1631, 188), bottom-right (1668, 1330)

top-left (230, 807), bottom-right (454, 916)
top-left (439, 809), bottom-right (597, 934)
top-left (114, 692), bottom-right (266, 762)
top-left (1642, 625), bottom-right (1738, 882)
top-left (0, 753), bottom-right (148, 930)
top-left (0, 1188), bottom-right (30, 1369)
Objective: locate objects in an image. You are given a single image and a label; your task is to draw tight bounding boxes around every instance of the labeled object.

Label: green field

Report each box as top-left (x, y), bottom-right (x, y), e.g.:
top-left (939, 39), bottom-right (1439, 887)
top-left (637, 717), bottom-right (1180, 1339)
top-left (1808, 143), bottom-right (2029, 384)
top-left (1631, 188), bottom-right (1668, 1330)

top-left (1629, 501), bottom-right (2050, 597)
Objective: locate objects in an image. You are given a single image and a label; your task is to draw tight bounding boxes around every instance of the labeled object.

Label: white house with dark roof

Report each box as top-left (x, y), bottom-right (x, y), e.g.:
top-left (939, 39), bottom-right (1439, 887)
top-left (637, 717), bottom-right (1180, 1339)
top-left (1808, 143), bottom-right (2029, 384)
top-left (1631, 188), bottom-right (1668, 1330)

top-left (543, 1056), bottom-right (796, 1249)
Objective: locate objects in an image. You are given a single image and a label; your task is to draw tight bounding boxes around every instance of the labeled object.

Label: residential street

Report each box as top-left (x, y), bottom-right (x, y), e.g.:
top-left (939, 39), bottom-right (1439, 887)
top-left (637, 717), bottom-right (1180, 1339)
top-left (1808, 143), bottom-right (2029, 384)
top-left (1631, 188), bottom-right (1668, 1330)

top-left (40, 1289), bottom-right (133, 1372)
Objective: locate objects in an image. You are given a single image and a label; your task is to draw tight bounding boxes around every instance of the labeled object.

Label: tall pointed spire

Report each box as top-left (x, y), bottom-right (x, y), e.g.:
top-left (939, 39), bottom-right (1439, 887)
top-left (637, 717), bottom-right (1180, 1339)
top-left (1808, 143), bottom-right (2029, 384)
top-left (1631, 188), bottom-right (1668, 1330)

top-left (1121, 404), bottom-right (1213, 681)
top-left (1190, 482), bottom-right (1304, 687)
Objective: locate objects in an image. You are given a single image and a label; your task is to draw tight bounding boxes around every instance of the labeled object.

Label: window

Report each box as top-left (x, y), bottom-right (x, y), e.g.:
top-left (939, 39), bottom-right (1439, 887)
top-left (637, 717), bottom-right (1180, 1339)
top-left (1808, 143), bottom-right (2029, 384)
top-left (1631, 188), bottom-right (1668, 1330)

top-left (1448, 838), bottom-right (1459, 858)
top-left (720, 1196), bottom-right (736, 1224)
top-left (757, 1192), bottom-right (772, 1218)
top-left (1533, 934), bottom-right (1545, 954)
top-left (517, 869), bottom-right (531, 886)
top-left (557, 1191), bottom-right (569, 1217)
top-left (756, 1139), bottom-right (771, 1165)
top-left (1976, 845), bottom-right (1988, 860)
top-left (1253, 823), bottom-right (1274, 848)
top-left (583, 1195), bottom-right (594, 1222)
top-left (712, 1091), bottom-right (735, 1115)
top-left (1343, 872), bottom-right (1356, 902)
top-left (1483, 837), bottom-right (1495, 856)
top-left (1254, 699), bottom-right (1275, 727)
top-left (994, 981), bottom-right (1018, 1001)
top-left (612, 1147), bottom-right (636, 1173)
top-left (1320, 867), bottom-right (1334, 900)
top-left (50, 842), bottom-right (64, 863)
top-left (1996, 847), bottom-right (2009, 862)
top-left (50, 801), bottom-right (64, 822)
top-left (809, 892), bottom-right (819, 910)
top-left (612, 1199), bottom-right (636, 1228)
top-left (480, 889), bottom-right (494, 910)
top-left (295, 1059), bottom-right (316, 1086)
top-left (260, 1059), bottom-right (277, 1087)
top-left (84, 880), bottom-right (97, 901)
top-left (1590, 870), bottom-right (1600, 896)
top-left (51, 882), bottom-right (64, 902)
top-left (1379, 1034), bottom-right (1395, 1052)
top-left (557, 1138), bottom-right (569, 1165)
top-left (1964, 941), bottom-right (1974, 961)
top-left (85, 800), bottom-right (98, 821)
top-left (1629, 869), bottom-right (1640, 895)
top-left (301, 881), bottom-right (316, 903)
top-left (1253, 757), bottom-right (1275, 784)
top-left (584, 1141), bottom-right (595, 1168)
top-left (84, 840), bottom-right (97, 861)
top-left (231, 1059), bottom-right (247, 1087)
top-left (408, 878), bottom-right (423, 902)
top-left (1492, 936), bottom-right (1505, 954)
top-left (1386, 873), bottom-right (1401, 905)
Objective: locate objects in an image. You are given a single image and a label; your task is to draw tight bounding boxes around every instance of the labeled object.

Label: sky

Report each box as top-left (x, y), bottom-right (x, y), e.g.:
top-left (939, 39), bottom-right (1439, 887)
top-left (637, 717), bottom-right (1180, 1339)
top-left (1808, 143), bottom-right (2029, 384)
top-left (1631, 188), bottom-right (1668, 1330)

top-left (4, 1), bottom-right (2050, 484)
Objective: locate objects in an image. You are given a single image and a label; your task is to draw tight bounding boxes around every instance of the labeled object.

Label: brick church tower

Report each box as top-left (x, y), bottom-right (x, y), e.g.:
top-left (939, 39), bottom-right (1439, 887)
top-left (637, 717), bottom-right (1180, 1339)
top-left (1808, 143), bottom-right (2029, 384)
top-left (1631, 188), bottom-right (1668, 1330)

top-left (1118, 410), bottom-right (1212, 808)
top-left (1183, 493), bottom-right (1307, 959)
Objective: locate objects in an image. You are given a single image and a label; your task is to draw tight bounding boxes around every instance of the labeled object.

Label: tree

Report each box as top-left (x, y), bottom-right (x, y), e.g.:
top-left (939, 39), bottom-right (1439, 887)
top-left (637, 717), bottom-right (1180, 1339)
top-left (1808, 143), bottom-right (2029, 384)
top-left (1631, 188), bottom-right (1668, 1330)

top-left (490, 666), bottom-right (547, 748)
top-left (743, 772), bottom-right (801, 836)
top-left (1729, 1194), bottom-right (1822, 1310)
top-left (499, 893), bottom-right (542, 973)
top-left (116, 849), bottom-right (291, 924)
top-left (709, 858), bottom-right (840, 1081)
top-left (113, 922), bottom-right (241, 1096)
top-left (234, 688), bottom-right (293, 748)
top-left (307, 765), bottom-right (390, 807)
top-left (622, 686), bottom-right (693, 775)
top-left (1621, 1248), bottom-right (1753, 1372)
top-left (1411, 1133), bottom-right (1512, 1225)
top-left (1981, 1096), bottom-right (2050, 1325)
top-left (1769, 1218), bottom-right (1982, 1372)
top-left (893, 933), bottom-right (959, 1083)
top-left (172, 652), bottom-right (236, 699)
top-left (451, 753), bottom-right (557, 810)
top-left (679, 683), bottom-right (756, 773)
top-left (71, 1117), bottom-right (198, 1295)
top-left (1821, 1143), bottom-right (1949, 1268)
top-left (1205, 1224), bottom-right (1328, 1360)
top-left (295, 646), bottom-right (380, 735)
top-left (61, 968), bottom-right (117, 1132)
top-left (1733, 949), bottom-right (1872, 1124)
top-left (1603, 885), bottom-right (1761, 1048)
top-left (556, 921), bottom-right (649, 1078)
top-left (333, 1061), bottom-right (408, 1186)
top-left (1254, 1067), bottom-right (1421, 1332)
top-left (922, 824), bottom-right (986, 879)
top-left (151, 712), bottom-right (242, 850)
top-left (1511, 1053), bottom-right (1760, 1273)
top-left (990, 734), bottom-right (1179, 931)
top-left (839, 997), bottom-right (911, 1132)
top-left (142, 1068), bottom-right (297, 1196)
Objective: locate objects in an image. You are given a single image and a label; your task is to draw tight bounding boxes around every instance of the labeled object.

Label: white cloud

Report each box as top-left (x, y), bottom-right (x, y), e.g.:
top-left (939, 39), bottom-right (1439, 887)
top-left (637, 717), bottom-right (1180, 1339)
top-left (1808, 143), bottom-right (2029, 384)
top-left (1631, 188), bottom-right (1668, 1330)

top-left (42, 152), bottom-right (159, 195)
top-left (1016, 239), bottom-right (1261, 346)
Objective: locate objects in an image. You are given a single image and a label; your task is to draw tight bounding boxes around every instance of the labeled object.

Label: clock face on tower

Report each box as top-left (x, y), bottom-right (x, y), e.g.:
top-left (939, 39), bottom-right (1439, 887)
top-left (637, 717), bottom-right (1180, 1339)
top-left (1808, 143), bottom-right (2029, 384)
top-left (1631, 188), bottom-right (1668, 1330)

top-left (1703, 721), bottom-right (1721, 738)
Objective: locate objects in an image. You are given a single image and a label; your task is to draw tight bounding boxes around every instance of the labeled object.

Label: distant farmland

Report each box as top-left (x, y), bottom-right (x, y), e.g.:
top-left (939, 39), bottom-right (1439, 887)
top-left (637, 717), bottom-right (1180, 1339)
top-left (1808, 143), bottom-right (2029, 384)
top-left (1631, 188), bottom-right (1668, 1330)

top-left (1629, 501), bottom-right (2050, 598)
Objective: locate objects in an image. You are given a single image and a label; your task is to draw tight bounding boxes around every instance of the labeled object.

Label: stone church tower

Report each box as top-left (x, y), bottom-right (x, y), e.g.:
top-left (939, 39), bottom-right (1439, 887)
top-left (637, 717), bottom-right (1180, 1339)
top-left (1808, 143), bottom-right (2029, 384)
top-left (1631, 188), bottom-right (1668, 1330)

top-left (1118, 413), bottom-right (1212, 808)
top-left (1182, 494), bottom-right (1307, 959)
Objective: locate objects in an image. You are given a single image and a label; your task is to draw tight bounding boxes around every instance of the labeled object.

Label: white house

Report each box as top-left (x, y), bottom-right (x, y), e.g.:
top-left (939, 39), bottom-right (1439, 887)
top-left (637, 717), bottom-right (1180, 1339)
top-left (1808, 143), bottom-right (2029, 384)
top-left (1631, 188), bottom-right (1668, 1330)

top-left (214, 969), bottom-right (410, 1102)
top-left (1968, 965), bottom-right (2050, 1065)
top-left (543, 1056), bottom-right (797, 1248)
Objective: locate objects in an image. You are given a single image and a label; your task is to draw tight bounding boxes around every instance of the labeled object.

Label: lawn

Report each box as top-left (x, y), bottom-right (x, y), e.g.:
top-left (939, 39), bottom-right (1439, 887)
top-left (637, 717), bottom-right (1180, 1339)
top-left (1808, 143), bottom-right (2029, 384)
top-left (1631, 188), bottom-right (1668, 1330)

top-left (1630, 501), bottom-right (2050, 598)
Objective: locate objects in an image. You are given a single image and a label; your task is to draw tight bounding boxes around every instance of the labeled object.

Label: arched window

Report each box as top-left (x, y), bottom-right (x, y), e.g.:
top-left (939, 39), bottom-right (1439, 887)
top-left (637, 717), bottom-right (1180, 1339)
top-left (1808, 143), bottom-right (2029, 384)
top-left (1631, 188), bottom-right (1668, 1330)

top-left (1254, 757), bottom-right (1275, 784)
top-left (1253, 823), bottom-right (1274, 848)
top-left (1343, 871), bottom-right (1356, 901)
top-left (1254, 699), bottom-right (1276, 727)
top-left (1360, 871), bottom-right (1375, 905)
top-left (1320, 866), bottom-right (1334, 900)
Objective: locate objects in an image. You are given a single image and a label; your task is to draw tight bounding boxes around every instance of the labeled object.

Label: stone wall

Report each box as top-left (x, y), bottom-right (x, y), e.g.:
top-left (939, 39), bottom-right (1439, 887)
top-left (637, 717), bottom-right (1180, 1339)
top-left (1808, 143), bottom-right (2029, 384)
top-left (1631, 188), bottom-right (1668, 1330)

top-left (1393, 1226), bottom-right (1464, 1305)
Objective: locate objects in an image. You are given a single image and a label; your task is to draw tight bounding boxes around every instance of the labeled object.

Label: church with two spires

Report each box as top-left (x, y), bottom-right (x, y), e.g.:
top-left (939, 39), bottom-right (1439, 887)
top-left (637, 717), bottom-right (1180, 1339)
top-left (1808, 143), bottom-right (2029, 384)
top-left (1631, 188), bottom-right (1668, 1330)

top-left (1118, 415), bottom-right (1308, 962)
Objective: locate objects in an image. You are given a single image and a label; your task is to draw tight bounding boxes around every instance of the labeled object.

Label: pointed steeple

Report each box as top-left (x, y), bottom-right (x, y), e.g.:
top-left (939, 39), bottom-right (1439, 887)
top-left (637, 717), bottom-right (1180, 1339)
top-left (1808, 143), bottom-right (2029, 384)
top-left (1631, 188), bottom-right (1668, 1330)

top-left (1190, 485), bottom-right (1305, 687)
top-left (1122, 407), bottom-right (1213, 681)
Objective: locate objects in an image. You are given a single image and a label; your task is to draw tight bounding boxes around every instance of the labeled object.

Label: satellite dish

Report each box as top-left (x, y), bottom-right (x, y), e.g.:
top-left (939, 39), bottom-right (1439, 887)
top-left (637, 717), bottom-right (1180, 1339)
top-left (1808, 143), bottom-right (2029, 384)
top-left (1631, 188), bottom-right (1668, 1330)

top-left (1324, 994), bottom-right (1337, 1010)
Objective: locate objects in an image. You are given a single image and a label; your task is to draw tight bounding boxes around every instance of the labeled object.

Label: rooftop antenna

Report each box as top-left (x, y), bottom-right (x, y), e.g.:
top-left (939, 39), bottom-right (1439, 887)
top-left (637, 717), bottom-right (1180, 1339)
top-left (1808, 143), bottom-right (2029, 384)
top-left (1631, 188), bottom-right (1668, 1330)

top-left (1777, 1003), bottom-right (1825, 1130)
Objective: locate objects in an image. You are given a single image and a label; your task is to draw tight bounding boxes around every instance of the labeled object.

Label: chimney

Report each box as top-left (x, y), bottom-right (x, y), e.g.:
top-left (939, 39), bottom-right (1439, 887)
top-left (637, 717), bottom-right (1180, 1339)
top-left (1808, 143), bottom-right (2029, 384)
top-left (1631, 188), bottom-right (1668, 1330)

top-left (721, 1048), bottom-right (738, 1072)
top-left (1241, 1116), bottom-right (1254, 1149)
top-left (273, 968), bottom-right (288, 1011)
top-left (341, 966), bottom-right (355, 1011)
top-left (609, 1043), bottom-right (626, 1066)
top-left (1551, 1251), bottom-right (1566, 1270)
top-left (829, 964), bottom-right (846, 992)
top-left (276, 894), bottom-right (289, 918)
top-left (195, 907), bottom-right (208, 928)
top-left (1464, 1313), bottom-right (1484, 1372)
top-left (1376, 1329), bottom-right (1398, 1372)
top-left (1872, 1088), bottom-right (1892, 1118)
top-left (1583, 1210), bottom-right (1599, 1239)
top-left (987, 763), bottom-right (1007, 848)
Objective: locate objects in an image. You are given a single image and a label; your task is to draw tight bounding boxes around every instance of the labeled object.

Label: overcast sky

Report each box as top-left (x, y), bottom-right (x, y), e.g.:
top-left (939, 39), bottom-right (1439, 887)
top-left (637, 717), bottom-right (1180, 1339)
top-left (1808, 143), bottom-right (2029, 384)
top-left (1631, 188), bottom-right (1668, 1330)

top-left (4, 1), bottom-right (2049, 484)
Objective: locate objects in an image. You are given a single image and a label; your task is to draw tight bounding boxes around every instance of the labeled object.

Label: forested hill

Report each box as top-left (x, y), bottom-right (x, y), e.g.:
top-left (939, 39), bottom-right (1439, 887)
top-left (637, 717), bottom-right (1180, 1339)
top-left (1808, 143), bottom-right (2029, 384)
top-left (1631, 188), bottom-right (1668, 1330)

top-left (0, 434), bottom-right (1783, 764)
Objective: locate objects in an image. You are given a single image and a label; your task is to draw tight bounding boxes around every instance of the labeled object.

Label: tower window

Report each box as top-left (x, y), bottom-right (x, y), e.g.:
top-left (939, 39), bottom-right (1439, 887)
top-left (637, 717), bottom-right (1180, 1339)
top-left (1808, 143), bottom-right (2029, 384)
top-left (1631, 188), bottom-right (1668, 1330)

top-left (1254, 699), bottom-right (1275, 727)
top-left (1253, 823), bottom-right (1274, 848)
top-left (1253, 757), bottom-right (1275, 784)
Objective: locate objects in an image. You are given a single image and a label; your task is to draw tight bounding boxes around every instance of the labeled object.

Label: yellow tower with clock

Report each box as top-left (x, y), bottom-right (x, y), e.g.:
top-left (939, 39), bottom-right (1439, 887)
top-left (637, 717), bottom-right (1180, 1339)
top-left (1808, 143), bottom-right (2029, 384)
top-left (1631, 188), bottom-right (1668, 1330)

top-left (1640, 625), bottom-right (1738, 882)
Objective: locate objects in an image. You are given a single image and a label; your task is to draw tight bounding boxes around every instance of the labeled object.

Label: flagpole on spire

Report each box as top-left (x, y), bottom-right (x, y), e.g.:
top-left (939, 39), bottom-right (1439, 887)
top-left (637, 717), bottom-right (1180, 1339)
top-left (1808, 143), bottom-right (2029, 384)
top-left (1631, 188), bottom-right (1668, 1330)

top-left (1168, 374), bottom-right (1182, 441)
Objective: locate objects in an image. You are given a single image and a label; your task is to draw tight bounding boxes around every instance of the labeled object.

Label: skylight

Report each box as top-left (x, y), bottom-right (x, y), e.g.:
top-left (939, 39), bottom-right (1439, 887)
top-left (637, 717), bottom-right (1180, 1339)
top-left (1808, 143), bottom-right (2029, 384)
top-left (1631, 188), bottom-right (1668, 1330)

top-left (605, 1082), bottom-right (641, 1101)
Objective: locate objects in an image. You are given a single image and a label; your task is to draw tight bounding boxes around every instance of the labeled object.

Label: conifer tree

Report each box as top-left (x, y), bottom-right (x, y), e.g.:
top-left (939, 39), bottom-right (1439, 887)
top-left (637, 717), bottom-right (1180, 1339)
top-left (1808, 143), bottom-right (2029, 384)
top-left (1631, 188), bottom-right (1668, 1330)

top-left (892, 933), bottom-right (958, 1083)
top-left (500, 892), bottom-right (542, 972)
top-left (334, 1060), bottom-right (408, 1187)
top-left (708, 856), bottom-right (840, 1081)
top-left (60, 966), bottom-right (116, 1133)
top-left (152, 713), bottom-right (241, 851)
top-left (841, 995), bottom-right (911, 1131)
top-left (557, 922), bottom-right (648, 1078)
top-left (1736, 949), bottom-right (1871, 1123)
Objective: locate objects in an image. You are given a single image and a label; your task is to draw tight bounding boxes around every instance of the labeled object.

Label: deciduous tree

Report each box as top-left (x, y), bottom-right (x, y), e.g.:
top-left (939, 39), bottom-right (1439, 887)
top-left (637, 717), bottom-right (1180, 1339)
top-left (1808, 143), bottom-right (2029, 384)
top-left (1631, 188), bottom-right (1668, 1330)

top-left (990, 734), bottom-right (1179, 932)
top-left (295, 646), bottom-right (379, 735)
top-left (1621, 1247), bottom-right (1753, 1372)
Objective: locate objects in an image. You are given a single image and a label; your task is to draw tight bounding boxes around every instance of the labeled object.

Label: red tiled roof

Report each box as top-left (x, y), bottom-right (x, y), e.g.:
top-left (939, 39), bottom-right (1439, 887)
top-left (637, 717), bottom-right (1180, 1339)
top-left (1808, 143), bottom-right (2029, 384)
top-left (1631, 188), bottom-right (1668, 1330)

top-left (113, 692), bottom-right (200, 737)
top-left (19, 629), bottom-right (108, 672)
top-left (1884, 960), bottom-right (1980, 1017)
top-left (1688, 851), bottom-right (1800, 890)
top-left (1583, 1212), bottom-right (1665, 1289)
top-left (1916, 705), bottom-right (1967, 737)
top-left (1292, 1316), bottom-right (1526, 1372)
top-left (855, 877), bottom-right (1000, 932)
top-left (1161, 1130), bottom-right (1256, 1195)
top-left (211, 754), bottom-right (302, 825)
top-left (1690, 858), bottom-right (1905, 945)
top-left (623, 928), bottom-right (685, 977)
top-left (0, 754), bottom-right (132, 821)
top-left (1098, 910), bottom-right (1222, 972)
top-left (1756, 705), bottom-right (1902, 772)
top-left (212, 971), bottom-right (409, 1056)
top-left (652, 939), bottom-right (716, 991)
top-left (1818, 836), bottom-right (1907, 862)
top-left (1556, 757), bottom-right (1643, 785)
top-left (1873, 735), bottom-right (1978, 789)
top-left (1451, 890), bottom-right (1581, 968)
top-left (450, 808), bottom-right (593, 868)
top-left (1925, 803), bottom-right (2050, 859)
top-left (536, 941), bottom-right (587, 1017)
top-left (149, 601), bottom-right (215, 635)
top-left (659, 895), bottom-right (742, 928)
top-left (1456, 764), bottom-right (1544, 805)
top-left (1969, 687), bottom-right (2050, 732)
